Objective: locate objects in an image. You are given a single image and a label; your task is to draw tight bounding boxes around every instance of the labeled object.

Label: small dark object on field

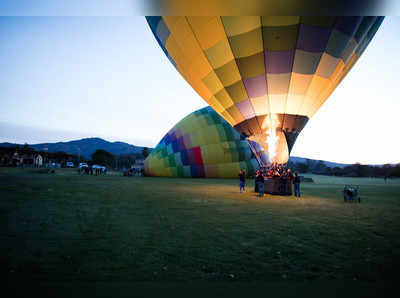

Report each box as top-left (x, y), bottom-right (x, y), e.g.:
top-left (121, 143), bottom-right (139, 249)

top-left (37, 169), bottom-right (55, 174)
top-left (301, 177), bottom-right (314, 183)
top-left (343, 185), bottom-right (361, 203)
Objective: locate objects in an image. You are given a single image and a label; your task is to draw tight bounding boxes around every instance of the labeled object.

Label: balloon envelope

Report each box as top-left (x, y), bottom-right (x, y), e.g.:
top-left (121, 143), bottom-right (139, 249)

top-left (144, 106), bottom-right (268, 178)
top-left (146, 16), bottom-right (384, 163)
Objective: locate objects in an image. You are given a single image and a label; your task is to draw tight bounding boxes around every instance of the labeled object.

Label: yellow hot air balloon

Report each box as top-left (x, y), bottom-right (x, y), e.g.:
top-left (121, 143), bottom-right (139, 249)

top-left (146, 16), bottom-right (384, 164)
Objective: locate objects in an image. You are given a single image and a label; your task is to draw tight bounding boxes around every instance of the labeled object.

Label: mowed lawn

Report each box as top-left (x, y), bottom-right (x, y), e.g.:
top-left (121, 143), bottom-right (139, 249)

top-left (1, 167), bottom-right (399, 285)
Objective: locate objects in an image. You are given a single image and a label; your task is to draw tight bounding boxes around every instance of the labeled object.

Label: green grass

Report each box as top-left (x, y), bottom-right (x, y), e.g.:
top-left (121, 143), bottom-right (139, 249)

top-left (1, 167), bottom-right (399, 286)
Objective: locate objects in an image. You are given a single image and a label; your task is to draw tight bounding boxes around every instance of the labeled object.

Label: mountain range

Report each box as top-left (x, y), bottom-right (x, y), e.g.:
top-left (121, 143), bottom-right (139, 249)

top-left (0, 138), bottom-right (150, 159)
top-left (289, 156), bottom-right (350, 169)
top-left (0, 137), bottom-right (355, 167)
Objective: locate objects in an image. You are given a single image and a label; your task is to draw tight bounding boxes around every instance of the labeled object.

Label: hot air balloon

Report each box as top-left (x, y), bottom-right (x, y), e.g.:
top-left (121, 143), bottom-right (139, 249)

top-left (146, 16), bottom-right (384, 165)
top-left (144, 106), bottom-right (268, 178)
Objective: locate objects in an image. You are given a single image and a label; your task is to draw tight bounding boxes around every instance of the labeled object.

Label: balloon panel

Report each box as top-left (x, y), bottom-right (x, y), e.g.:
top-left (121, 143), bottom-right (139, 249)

top-left (146, 16), bottom-right (384, 163)
top-left (144, 107), bottom-right (268, 178)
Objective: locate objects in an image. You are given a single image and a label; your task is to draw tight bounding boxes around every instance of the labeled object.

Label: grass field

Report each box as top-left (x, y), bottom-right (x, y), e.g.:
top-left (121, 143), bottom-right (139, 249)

top-left (1, 167), bottom-right (399, 295)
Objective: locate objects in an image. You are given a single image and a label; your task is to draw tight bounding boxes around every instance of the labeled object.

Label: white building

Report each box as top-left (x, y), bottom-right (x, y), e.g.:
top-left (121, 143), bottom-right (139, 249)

top-left (34, 154), bottom-right (43, 167)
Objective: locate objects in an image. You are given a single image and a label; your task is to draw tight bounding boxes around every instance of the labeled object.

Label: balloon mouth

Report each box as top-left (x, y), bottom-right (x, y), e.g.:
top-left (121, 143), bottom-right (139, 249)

top-left (235, 113), bottom-right (309, 165)
top-left (249, 130), bottom-right (289, 165)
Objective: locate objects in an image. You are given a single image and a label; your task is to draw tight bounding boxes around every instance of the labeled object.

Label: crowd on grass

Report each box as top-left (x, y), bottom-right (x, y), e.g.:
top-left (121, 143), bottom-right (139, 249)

top-left (258, 162), bottom-right (293, 179)
top-left (78, 165), bottom-right (107, 176)
top-left (123, 167), bottom-right (144, 176)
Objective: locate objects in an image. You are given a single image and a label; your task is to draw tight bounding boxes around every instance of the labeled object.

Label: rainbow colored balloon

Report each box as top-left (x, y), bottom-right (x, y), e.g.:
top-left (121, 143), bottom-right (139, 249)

top-left (146, 16), bottom-right (384, 164)
top-left (144, 107), bottom-right (268, 178)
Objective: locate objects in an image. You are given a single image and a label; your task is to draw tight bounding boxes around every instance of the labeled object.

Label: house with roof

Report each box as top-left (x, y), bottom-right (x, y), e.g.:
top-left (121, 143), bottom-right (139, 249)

top-left (34, 154), bottom-right (43, 167)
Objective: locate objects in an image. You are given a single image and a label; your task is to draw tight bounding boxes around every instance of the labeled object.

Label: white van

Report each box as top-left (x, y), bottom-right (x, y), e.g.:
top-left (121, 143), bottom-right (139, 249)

top-left (79, 162), bottom-right (88, 168)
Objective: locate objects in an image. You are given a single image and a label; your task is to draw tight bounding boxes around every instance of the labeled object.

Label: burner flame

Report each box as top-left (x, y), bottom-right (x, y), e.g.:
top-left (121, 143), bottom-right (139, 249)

top-left (262, 114), bottom-right (280, 163)
top-left (266, 128), bottom-right (278, 163)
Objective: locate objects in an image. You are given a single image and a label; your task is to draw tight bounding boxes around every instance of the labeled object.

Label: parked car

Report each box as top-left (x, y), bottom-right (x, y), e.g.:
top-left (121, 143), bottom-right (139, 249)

top-left (93, 165), bottom-right (106, 171)
top-left (66, 161), bottom-right (74, 168)
top-left (79, 162), bottom-right (88, 168)
top-left (48, 162), bottom-right (61, 168)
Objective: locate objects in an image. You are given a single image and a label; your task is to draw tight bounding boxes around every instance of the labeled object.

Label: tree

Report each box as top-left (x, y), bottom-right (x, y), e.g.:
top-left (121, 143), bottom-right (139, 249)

top-left (0, 153), bottom-right (10, 165)
top-left (116, 154), bottom-right (136, 169)
top-left (52, 151), bottom-right (69, 163)
top-left (332, 167), bottom-right (343, 176)
top-left (20, 143), bottom-right (34, 154)
top-left (296, 162), bottom-right (309, 173)
top-left (91, 149), bottom-right (115, 167)
top-left (305, 158), bottom-right (313, 171)
top-left (390, 164), bottom-right (400, 177)
top-left (287, 161), bottom-right (296, 170)
top-left (142, 147), bottom-right (150, 159)
top-left (314, 160), bottom-right (327, 173)
top-left (351, 163), bottom-right (371, 177)
top-left (382, 164), bottom-right (393, 177)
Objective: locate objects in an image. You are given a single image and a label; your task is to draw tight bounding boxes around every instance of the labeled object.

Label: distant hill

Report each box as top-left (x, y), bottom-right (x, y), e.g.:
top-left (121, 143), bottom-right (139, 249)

top-left (0, 138), bottom-right (387, 168)
top-left (0, 138), bottom-right (152, 159)
top-left (289, 156), bottom-right (350, 169)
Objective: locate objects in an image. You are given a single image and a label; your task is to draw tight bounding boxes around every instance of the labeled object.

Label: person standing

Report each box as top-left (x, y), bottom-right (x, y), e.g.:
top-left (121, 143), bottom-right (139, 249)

top-left (293, 171), bottom-right (301, 198)
top-left (256, 171), bottom-right (264, 197)
top-left (254, 170), bottom-right (259, 193)
top-left (279, 172), bottom-right (287, 195)
top-left (238, 170), bottom-right (246, 193)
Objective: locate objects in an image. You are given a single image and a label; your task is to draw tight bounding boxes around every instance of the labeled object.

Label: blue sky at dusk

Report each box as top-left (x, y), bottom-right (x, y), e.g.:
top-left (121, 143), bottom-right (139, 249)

top-left (0, 15), bottom-right (399, 164)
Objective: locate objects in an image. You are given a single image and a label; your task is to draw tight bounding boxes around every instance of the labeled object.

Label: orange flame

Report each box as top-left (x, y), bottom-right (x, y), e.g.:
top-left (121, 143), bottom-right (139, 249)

top-left (262, 114), bottom-right (280, 163)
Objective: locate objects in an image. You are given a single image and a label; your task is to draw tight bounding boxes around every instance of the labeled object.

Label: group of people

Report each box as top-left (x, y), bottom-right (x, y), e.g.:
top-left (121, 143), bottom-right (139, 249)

top-left (123, 167), bottom-right (144, 176)
top-left (78, 166), bottom-right (107, 175)
top-left (259, 163), bottom-right (292, 178)
top-left (239, 163), bottom-right (301, 198)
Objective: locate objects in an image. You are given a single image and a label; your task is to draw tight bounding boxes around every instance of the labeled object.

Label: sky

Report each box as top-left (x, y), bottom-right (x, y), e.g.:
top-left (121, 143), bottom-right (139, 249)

top-left (0, 16), bottom-right (399, 165)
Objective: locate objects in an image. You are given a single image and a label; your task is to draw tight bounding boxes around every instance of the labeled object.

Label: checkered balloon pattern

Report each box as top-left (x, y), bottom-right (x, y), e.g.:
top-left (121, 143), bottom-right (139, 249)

top-left (146, 16), bottom-right (384, 163)
top-left (144, 107), bottom-right (268, 178)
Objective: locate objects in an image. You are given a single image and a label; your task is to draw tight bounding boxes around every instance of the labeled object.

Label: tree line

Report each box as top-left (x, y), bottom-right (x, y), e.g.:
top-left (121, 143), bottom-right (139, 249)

top-left (0, 144), bottom-right (150, 169)
top-left (288, 159), bottom-right (400, 178)
top-left (90, 148), bottom-right (149, 168)
top-left (2, 144), bottom-right (397, 177)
